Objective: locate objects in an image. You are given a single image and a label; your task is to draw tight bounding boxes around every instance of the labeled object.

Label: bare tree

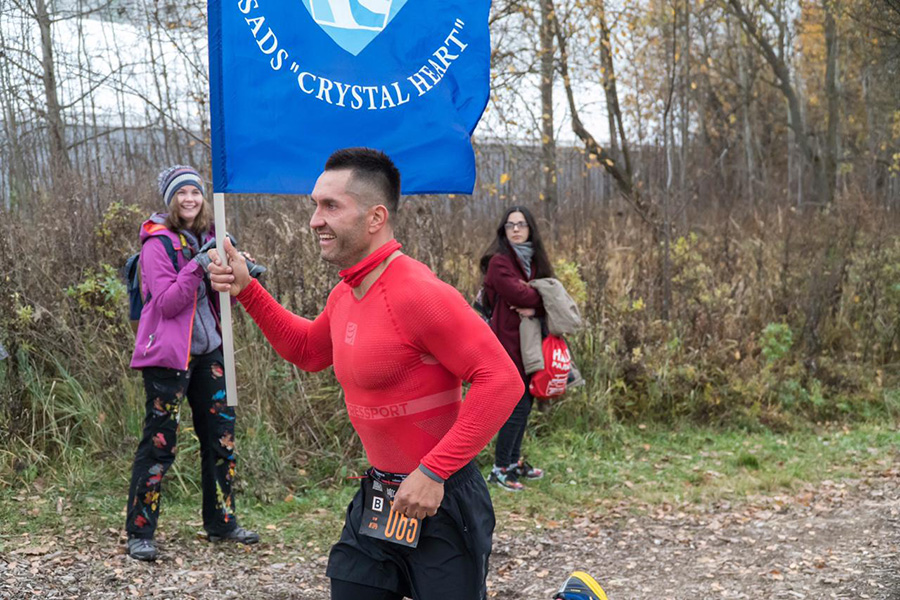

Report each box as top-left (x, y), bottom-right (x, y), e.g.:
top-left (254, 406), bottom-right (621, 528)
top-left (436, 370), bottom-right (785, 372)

top-left (735, 21), bottom-right (758, 205)
top-left (33, 0), bottom-right (71, 176)
top-left (594, 0), bottom-right (633, 183)
top-left (539, 0), bottom-right (558, 221)
top-left (823, 0), bottom-right (840, 203)
top-left (724, 0), bottom-right (832, 204)
top-left (549, 0), bottom-right (643, 216)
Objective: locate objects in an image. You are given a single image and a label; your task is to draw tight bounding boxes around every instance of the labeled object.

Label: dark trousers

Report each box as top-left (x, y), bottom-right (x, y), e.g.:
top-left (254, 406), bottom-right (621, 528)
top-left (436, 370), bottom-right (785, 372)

top-left (332, 580), bottom-right (403, 600)
top-left (126, 349), bottom-right (238, 539)
top-left (327, 463), bottom-right (494, 600)
top-left (494, 386), bottom-right (534, 468)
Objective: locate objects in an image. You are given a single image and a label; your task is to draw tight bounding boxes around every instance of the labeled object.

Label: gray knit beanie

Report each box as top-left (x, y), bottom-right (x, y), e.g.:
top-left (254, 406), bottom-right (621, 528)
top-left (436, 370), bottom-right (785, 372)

top-left (157, 165), bottom-right (205, 207)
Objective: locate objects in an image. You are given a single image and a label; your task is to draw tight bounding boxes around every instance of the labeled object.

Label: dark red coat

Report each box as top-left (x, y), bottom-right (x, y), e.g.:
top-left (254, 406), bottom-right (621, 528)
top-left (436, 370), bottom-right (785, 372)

top-left (483, 252), bottom-right (545, 378)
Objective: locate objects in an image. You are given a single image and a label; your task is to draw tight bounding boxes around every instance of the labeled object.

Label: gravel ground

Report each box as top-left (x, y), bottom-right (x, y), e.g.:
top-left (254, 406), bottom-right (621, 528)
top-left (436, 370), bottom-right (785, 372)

top-left (2, 464), bottom-right (898, 600)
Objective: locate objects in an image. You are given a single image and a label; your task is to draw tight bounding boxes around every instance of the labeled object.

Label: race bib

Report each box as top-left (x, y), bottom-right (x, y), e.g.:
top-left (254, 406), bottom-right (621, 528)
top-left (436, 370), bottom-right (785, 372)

top-left (358, 477), bottom-right (421, 548)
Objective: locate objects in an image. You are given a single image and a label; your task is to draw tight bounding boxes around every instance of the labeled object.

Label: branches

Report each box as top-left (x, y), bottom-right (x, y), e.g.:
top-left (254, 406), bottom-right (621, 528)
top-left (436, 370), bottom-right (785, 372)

top-left (112, 78), bottom-right (210, 149)
top-left (593, 0), bottom-right (633, 181)
top-left (724, 0), bottom-right (792, 91)
top-left (0, 0), bottom-right (896, 211)
top-left (49, 0), bottom-right (116, 24)
top-left (548, 0), bottom-right (639, 207)
top-left (723, 0), bottom-right (830, 203)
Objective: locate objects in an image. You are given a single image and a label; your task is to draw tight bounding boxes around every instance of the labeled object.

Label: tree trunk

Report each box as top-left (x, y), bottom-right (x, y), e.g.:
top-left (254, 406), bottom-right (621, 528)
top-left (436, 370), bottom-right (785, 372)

top-left (862, 64), bottom-right (877, 198)
top-left (661, 1), bottom-right (679, 321)
top-left (35, 0), bottom-right (71, 176)
top-left (596, 0), bottom-right (633, 180)
top-left (539, 0), bottom-right (558, 222)
top-left (679, 0), bottom-right (690, 198)
top-left (736, 26), bottom-right (757, 205)
top-left (823, 0), bottom-right (839, 203)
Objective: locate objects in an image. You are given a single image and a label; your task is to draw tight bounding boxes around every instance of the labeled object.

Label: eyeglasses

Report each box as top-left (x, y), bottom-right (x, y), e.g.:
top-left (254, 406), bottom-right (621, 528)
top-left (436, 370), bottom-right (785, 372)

top-left (504, 221), bottom-right (529, 231)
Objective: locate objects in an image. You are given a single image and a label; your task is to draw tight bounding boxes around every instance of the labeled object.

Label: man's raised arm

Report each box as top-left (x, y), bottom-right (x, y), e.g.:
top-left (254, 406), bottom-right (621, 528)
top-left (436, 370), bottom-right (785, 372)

top-left (209, 238), bottom-right (333, 372)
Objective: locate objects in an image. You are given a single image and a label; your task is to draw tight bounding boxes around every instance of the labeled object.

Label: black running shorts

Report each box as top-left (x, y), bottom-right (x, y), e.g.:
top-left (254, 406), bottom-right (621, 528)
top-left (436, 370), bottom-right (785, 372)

top-left (326, 462), bottom-right (494, 600)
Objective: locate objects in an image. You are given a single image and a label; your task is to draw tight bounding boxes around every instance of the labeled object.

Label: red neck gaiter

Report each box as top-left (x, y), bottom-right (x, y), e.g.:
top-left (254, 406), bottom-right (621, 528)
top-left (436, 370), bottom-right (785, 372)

top-left (339, 240), bottom-right (403, 288)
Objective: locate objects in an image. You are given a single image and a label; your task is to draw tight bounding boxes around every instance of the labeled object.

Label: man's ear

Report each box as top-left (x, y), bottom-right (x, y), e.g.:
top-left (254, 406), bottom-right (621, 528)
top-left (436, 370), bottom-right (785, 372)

top-left (368, 204), bottom-right (389, 233)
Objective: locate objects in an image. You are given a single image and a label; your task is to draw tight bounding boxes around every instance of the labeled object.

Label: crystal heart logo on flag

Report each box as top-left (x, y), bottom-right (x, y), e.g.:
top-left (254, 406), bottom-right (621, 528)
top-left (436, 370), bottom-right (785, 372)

top-left (302, 0), bottom-right (409, 56)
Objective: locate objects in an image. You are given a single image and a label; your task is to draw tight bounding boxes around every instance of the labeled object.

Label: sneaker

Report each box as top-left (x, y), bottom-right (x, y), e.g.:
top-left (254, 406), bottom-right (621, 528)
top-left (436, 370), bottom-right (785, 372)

top-left (554, 571), bottom-right (609, 600)
top-left (126, 537), bottom-right (158, 562)
top-left (208, 526), bottom-right (260, 544)
top-left (488, 467), bottom-right (525, 492)
top-left (514, 458), bottom-right (545, 480)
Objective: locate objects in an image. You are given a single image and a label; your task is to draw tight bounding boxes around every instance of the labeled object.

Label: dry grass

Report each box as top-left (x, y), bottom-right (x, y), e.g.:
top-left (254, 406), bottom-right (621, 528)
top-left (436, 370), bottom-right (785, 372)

top-left (2, 181), bottom-right (900, 494)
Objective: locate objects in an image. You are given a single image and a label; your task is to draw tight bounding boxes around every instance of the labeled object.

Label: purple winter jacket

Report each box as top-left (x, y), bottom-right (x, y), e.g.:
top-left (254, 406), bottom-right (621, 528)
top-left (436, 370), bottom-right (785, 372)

top-left (130, 214), bottom-right (218, 371)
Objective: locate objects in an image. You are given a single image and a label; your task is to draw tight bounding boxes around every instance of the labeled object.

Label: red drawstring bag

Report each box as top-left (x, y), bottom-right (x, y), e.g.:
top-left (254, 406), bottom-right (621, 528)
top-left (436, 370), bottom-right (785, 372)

top-left (529, 335), bottom-right (571, 399)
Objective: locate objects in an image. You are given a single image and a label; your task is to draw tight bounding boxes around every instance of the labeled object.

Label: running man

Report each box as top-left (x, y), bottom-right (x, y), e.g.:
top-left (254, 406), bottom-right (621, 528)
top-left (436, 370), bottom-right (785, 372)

top-left (208, 148), bottom-right (523, 600)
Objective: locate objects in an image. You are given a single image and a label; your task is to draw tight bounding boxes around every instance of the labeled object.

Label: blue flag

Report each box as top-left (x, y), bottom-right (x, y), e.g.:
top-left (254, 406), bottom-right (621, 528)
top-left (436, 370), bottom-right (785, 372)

top-left (209, 0), bottom-right (491, 195)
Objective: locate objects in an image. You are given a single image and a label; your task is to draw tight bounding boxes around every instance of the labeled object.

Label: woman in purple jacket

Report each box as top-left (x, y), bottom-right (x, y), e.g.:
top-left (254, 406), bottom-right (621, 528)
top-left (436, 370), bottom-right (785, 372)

top-left (480, 206), bottom-right (555, 491)
top-left (125, 165), bottom-right (258, 561)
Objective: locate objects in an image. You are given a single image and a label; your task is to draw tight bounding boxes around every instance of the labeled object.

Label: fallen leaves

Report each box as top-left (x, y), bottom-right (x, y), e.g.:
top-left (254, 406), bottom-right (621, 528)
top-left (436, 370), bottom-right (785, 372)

top-left (18, 545), bottom-right (53, 556)
top-left (2, 464), bottom-right (899, 599)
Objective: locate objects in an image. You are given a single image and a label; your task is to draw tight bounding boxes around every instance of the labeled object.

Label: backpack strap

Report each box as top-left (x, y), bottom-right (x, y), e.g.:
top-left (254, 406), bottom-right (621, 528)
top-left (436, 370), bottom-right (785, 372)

top-left (152, 235), bottom-right (181, 274)
top-left (140, 235), bottom-right (182, 305)
top-left (176, 233), bottom-right (195, 262)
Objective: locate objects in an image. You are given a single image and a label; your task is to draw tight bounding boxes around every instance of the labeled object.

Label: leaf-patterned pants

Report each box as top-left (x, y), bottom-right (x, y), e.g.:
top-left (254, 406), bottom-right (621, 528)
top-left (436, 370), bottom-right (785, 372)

top-left (126, 348), bottom-right (239, 539)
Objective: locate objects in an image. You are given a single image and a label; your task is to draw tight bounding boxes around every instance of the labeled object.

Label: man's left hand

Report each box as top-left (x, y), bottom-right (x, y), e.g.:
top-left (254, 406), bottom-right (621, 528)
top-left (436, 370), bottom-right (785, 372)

top-left (392, 468), bottom-right (444, 521)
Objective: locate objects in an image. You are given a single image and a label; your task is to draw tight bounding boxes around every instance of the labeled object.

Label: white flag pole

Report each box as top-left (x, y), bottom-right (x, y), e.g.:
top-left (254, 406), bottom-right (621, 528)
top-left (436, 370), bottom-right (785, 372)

top-left (214, 192), bottom-right (239, 407)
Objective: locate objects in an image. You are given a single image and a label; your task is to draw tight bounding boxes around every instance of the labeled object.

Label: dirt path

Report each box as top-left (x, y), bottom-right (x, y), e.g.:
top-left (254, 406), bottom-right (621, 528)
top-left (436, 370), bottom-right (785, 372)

top-left (2, 465), bottom-right (898, 600)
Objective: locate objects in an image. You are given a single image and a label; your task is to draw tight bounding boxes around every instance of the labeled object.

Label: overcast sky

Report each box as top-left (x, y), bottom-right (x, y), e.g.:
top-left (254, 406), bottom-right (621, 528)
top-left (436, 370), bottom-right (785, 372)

top-left (2, 12), bottom-right (611, 147)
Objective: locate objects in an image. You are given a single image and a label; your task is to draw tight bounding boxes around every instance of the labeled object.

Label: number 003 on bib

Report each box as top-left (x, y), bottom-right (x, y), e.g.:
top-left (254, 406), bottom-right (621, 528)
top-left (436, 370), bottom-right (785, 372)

top-left (358, 477), bottom-right (421, 548)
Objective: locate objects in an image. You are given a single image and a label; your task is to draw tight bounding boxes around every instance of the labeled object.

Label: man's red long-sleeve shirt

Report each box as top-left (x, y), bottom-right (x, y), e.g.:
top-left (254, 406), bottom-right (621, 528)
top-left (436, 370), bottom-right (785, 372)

top-left (236, 254), bottom-right (523, 480)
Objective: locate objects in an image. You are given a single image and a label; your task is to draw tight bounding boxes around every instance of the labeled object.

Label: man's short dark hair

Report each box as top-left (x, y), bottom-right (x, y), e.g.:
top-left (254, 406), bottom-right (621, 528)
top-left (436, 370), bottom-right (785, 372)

top-left (325, 147), bottom-right (401, 214)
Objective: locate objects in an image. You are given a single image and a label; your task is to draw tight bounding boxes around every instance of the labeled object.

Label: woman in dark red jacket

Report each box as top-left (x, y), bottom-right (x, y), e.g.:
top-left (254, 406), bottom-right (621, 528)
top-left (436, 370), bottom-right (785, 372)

top-left (480, 206), bottom-right (555, 491)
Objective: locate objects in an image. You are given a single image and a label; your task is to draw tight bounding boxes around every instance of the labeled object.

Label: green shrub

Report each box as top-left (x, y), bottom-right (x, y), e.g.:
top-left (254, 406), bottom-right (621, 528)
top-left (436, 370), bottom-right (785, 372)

top-left (761, 323), bottom-right (793, 364)
top-left (554, 259), bottom-right (588, 306)
top-left (65, 264), bottom-right (126, 320)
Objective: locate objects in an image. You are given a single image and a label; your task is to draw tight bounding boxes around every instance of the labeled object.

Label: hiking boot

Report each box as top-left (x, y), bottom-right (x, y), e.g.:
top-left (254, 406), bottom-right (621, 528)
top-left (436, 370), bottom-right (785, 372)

top-left (514, 458), bottom-right (544, 480)
top-left (553, 571), bottom-right (609, 600)
top-left (208, 526), bottom-right (260, 544)
top-left (126, 537), bottom-right (158, 562)
top-left (488, 467), bottom-right (524, 492)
